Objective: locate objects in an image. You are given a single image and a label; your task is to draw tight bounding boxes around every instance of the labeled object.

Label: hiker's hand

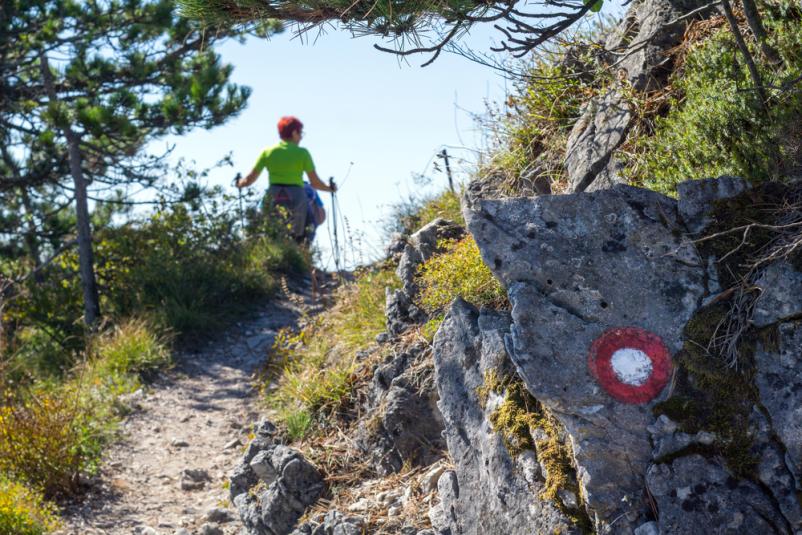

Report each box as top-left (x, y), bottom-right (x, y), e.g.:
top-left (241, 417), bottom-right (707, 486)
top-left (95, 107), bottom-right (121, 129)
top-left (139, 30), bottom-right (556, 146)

top-left (328, 178), bottom-right (337, 193)
top-left (234, 172), bottom-right (244, 188)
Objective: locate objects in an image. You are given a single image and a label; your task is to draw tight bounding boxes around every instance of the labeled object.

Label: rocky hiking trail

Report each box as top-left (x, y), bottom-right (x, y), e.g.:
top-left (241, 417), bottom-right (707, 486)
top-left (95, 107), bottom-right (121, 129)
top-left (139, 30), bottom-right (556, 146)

top-left (56, 287), bottom-right (314, 535)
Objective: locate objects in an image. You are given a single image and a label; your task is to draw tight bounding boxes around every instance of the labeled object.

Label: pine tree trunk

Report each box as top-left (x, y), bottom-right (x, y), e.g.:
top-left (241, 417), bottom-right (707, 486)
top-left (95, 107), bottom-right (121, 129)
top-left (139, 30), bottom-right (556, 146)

top-left (720, 0), bottom-right (769, 111)
top-left (20, 188), bottom-right (42, 269)
top-left (741, 0), bottom-right (780, 64)
top-left (39, 52), bottom-right (101, 327)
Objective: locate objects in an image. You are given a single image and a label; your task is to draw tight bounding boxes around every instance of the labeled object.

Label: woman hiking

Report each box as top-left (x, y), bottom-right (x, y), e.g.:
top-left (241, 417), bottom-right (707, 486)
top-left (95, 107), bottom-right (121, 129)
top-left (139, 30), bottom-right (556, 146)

top-left (236, 116), bottom-right (335, 243)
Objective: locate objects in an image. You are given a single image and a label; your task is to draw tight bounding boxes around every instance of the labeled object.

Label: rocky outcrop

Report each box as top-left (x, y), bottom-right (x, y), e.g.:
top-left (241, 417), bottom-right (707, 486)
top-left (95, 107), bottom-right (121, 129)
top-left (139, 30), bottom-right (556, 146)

top-left (442, 177), bottom-right (802, 534)
top-left (465, 184), bottom-right (705, 533)
top-left (355, 339), bottom-right (445, 474)
top-left (565, 0), bottom-right (711, 192)
top-left (230, 421), bottom-right (325, 535)
top-left (386, 218), bottom-right (465, 335)
top-left (432, 299), bottom-right (582, 534)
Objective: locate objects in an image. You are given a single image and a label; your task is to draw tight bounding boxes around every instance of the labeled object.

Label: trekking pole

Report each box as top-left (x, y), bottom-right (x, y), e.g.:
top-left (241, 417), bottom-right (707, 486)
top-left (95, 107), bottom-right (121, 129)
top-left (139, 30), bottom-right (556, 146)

top-left (233, 172), bottom-right (245, 232)
top-left (329, 177), bottom-right (341, 274)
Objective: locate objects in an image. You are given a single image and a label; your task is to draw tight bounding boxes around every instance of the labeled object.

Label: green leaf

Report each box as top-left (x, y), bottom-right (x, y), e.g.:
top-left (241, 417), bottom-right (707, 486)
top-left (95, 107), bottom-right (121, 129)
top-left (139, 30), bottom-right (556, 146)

top-left (584, 0), bottom-right (603, 12)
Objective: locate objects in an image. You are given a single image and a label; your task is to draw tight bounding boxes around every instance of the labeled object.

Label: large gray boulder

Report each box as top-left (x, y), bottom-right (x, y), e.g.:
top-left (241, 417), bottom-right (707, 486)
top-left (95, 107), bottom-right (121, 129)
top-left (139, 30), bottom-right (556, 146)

top-left (432, 299), bottom-right (581, 535)
top-left (466, 185), bottom-right (706, 533)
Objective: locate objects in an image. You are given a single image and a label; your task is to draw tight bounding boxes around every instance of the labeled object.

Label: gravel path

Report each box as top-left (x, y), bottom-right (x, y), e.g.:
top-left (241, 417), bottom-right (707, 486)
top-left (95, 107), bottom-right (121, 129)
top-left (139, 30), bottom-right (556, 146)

top-left (57, 294), bottom-right (307, 535)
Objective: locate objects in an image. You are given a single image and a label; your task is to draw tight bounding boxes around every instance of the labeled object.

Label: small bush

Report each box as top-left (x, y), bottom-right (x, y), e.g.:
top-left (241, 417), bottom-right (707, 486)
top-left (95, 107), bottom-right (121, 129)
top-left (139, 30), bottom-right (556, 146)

top-left (97, 205), bottom-right (306, 336)
top-left (417, 237), bottom-right (507, 313)
top-left (623, 3), bottom-right (802, 193)
top-left (0, 479), bottom-right (59, 535)
top-left (267, 268), bottom-right (400, 437)
top-left (0, 319), bottom-right (170, 497)
top-left (0, 390), bottom-right (93, 496)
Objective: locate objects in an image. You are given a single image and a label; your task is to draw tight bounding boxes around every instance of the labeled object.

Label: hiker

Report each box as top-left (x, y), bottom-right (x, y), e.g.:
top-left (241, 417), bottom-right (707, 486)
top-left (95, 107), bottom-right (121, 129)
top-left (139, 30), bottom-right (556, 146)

top-left (236, 116), bottom-right (335, 242)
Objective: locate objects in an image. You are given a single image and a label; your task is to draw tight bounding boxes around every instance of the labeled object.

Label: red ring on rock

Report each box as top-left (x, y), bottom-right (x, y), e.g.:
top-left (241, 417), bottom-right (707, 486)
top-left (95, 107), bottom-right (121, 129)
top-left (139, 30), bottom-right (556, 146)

top-left (588, 327), bottom-right (672, 404)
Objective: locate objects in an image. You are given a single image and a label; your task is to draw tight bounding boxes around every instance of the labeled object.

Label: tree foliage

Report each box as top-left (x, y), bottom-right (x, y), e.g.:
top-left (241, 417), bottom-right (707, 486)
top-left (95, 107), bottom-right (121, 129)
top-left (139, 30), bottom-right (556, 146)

top-left (179, 0), bottom-right (600, 65)
top-left (0, 0), bottom-right (268, 325)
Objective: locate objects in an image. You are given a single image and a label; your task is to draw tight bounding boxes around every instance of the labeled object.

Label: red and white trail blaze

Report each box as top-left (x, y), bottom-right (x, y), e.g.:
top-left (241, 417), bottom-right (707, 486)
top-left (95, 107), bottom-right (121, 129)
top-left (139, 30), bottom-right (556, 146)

top-left (588, 327), bottom-right (672, 404)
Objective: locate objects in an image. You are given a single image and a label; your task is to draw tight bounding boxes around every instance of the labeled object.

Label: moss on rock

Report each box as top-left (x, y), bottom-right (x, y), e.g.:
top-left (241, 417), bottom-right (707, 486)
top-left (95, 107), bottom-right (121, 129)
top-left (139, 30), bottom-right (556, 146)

top-left (480, 370), bottom-right (591, 530)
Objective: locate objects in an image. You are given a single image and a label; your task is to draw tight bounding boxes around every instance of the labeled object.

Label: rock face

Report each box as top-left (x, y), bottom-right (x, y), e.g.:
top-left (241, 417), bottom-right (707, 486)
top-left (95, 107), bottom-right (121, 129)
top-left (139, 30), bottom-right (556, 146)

top-left (230, 421), bottom-right (324, 535)
top-left (454, 177), bottom-right (802, 534)
top-left (432, 299), bottom-right (580, 535)
top-left (755, 322), bottom-right (802, 484)
top-left (565, 90), bottom-right (632, 193)
top-left (355, 339), bottom-right (445, 475)
top-left (466, 185), bottom-right (705, 533)
top-left (565, 0), bottom-right (710, 192)
top-left (646, 454), bottom-right (785, 534)
top-left (386, 218), bottom-right (465, 335)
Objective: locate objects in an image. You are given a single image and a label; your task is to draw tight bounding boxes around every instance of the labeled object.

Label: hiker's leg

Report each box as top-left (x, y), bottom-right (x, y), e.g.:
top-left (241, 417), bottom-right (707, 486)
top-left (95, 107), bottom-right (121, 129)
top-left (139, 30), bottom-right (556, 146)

top-left (266, 185), bottom-right (292, 234)
top-left (285, 186), bottom-right (308, 241)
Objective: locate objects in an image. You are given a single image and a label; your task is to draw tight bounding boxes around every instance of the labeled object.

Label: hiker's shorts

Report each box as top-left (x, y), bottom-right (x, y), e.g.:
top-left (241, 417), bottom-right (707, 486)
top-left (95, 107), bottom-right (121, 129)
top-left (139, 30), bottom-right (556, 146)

top-left (267, 185), bottom-right (307, 240)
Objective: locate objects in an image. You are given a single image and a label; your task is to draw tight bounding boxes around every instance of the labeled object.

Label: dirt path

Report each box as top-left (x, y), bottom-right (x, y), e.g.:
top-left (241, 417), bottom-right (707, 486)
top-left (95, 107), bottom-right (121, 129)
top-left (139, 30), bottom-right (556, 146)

top-left (58, 293), bottom-right (310, 535)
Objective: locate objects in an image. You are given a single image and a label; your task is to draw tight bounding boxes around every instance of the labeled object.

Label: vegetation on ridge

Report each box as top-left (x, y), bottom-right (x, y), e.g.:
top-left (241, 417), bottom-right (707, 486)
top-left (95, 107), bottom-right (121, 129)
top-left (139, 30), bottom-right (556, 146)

top-left (623, 3), bottom-right (802, 193)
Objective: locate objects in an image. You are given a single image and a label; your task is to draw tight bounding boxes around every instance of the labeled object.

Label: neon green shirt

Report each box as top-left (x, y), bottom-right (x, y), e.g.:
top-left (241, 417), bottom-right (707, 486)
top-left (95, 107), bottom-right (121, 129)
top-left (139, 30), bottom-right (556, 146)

top-left (253, 141), bottom-right (315, 187)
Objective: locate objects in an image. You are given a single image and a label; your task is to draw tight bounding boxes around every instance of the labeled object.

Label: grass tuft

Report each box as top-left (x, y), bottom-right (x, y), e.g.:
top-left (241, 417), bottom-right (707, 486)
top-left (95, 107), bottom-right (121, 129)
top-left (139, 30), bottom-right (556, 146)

top-left (417, 236), bottom-right (507, 314)
top-left (265, 268), bottom-right (400, 439)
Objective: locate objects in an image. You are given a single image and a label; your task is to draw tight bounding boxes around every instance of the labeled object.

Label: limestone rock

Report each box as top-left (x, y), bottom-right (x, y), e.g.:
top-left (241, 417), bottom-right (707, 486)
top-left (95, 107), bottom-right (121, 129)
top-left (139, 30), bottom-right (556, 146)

top-left (676, 176), bottom-right (750, 234)
top-left (605, 0), bottom-right (710, 92)
top-left (755, 321), bottom-right (802, 484)
top-left (566, 0), bottom-right (711, 192)
top-left (432, 299), bottom-right (580, 535)
top-left (749, 408), bottom-right (802, 531)
top-left (386, 218), bottom-right (465, 334)
top-left (356, 342), bottom-right (445, 475)
top-left (230, 438), bottom-right (324, 535)
top-left (752, 261), bottom-right (802, 327)
top-left (565, 90), bottom-right (632, 193)
top-left (466, 185), bottom-right (706, 533)
top-left (646, 455), bottom-right (784, 534)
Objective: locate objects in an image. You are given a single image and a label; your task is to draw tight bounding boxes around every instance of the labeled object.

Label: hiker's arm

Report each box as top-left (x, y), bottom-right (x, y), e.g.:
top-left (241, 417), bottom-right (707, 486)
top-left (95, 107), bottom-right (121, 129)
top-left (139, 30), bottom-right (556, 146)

top-left (307, 170), bottom-right (335, 193)
top-left (237, 168), bottom-right (260, 188)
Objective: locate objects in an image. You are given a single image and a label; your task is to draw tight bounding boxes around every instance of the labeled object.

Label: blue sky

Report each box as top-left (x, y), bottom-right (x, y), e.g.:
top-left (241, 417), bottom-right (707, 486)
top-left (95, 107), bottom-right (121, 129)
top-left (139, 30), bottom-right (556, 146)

top-left (161, 7), bottom-right (623, 269)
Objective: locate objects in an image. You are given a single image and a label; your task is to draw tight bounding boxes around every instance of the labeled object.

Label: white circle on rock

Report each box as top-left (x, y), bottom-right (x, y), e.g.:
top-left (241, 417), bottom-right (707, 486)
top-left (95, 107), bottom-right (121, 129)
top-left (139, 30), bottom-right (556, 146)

top-left (610, 348), bottom-right (653, 386)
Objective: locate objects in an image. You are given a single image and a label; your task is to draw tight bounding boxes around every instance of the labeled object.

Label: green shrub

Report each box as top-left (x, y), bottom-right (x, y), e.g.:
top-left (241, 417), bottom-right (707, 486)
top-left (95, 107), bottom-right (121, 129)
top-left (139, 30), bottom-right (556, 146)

top-left (91, 318), bottom-right (171, 378)
top-left (417, 236), bottom-right (507, 313)
top-left (0, 319), bottom-right (170, 497)
top-left (623, 3), bottom-right (802, 193)
top-left (97, 204), bottom-right (306, 336)
top-left (0, 388), bottom-right (93, 496)
top-left (0, 478), bottom-right (59, 535)
top-left (267, 267), bottom-right (400, 438)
